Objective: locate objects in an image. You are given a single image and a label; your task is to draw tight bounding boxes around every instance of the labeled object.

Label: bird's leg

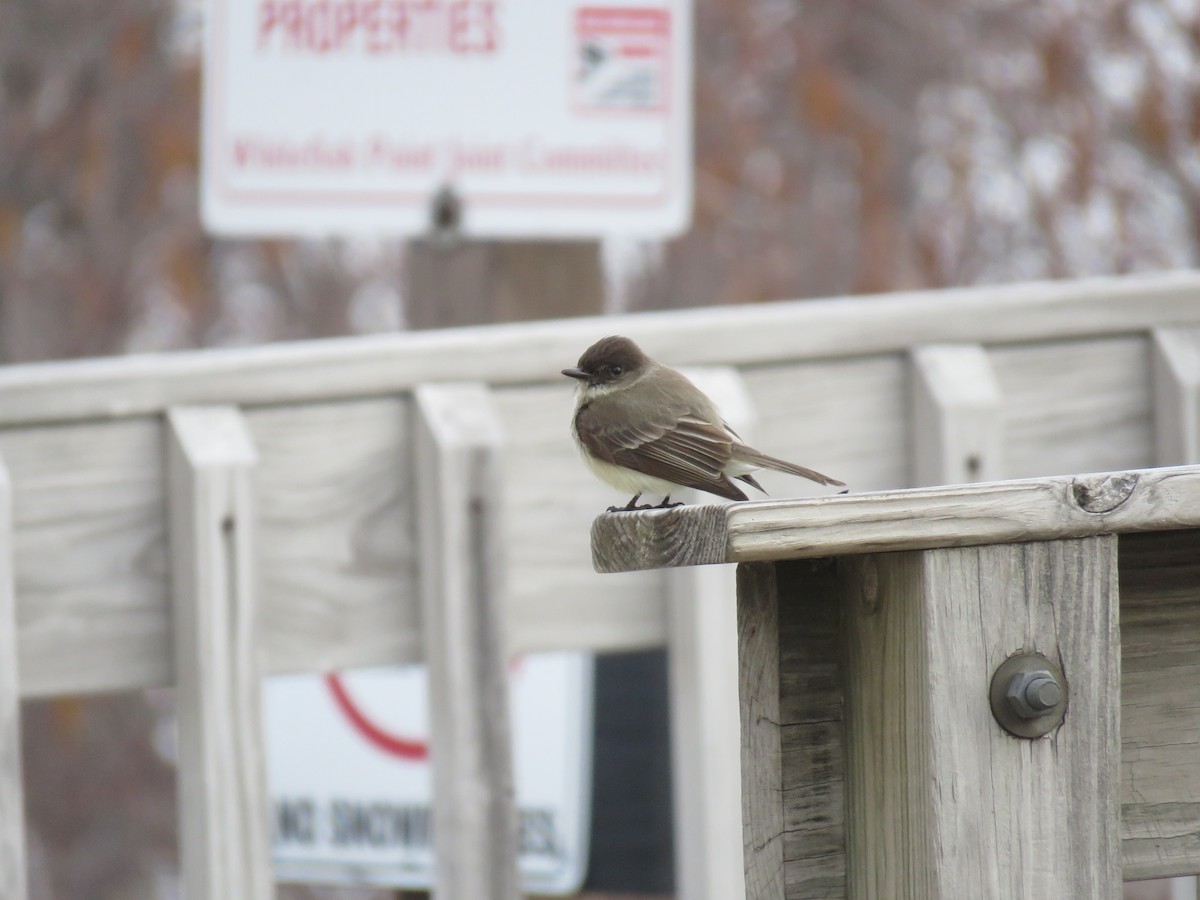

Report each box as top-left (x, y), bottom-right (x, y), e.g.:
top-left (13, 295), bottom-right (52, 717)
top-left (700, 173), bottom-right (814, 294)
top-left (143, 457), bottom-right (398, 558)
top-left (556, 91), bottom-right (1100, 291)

top-left (656, 495), bottom-right (685, 509)
top-left (607, 492), bottom-right (644, 513)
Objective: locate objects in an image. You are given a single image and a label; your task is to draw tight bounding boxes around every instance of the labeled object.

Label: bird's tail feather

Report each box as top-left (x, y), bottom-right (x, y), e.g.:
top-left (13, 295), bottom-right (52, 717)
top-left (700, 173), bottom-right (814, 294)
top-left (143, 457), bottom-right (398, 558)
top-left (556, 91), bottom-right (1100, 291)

top-left (733, 447), bottom-right (845, 487)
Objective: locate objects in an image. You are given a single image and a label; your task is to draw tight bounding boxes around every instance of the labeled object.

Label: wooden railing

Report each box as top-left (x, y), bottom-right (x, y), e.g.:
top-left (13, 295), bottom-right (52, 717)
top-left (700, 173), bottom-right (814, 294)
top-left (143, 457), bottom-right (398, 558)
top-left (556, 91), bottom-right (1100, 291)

top-left (1, 270), bottom-right (1200, 898)
top-left (591, 465), bottom-right (1200, 898)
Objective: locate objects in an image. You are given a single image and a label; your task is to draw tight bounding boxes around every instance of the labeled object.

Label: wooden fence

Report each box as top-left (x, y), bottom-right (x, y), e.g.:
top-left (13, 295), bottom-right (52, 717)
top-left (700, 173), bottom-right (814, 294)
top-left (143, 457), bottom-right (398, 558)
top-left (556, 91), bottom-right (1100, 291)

top-left (1, 269), bottom-right (1200, 897)
top-left (592, 465), bottom-right (1200, 898)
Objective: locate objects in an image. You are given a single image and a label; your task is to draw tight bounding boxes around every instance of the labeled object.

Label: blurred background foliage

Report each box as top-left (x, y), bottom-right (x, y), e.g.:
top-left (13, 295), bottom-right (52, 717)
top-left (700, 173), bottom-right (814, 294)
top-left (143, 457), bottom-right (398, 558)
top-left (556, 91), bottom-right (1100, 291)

top-left (5, 0), bottom-right (1200, 363)
top-left (2, 0), bottom-right (1199, 897)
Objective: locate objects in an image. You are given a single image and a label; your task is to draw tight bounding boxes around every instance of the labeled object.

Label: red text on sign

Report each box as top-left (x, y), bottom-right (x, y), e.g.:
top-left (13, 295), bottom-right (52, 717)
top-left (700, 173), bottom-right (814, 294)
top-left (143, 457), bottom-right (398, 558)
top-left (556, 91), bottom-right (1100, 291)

top-left (257, 0), bottom-right (501, 55)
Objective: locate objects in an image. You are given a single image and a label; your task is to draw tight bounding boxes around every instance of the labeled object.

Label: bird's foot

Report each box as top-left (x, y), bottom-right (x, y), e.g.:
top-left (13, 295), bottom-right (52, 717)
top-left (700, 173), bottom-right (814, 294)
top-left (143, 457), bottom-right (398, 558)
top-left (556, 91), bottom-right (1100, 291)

top-left (607, 493), bottom-right (656, 513)
top-left (655, 495), bottom-right (685, 509)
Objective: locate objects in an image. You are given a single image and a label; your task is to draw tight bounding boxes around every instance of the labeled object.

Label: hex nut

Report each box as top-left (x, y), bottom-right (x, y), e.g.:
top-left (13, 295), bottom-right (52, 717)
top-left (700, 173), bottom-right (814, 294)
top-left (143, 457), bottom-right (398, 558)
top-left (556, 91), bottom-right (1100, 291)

top-left (990, 652), bottom-right (1068, 739)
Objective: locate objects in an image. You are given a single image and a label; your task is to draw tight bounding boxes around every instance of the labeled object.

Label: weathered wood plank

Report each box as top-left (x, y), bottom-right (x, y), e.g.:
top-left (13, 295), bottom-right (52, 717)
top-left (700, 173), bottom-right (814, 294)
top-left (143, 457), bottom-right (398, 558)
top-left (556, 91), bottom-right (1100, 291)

top-left (841, 538), bottom-right (1121, 899)
top-left (2, 389), bottom-right (666, 698)
top-left (741, 354), bottom-right (906, 494)
top-left (840, 551), bottom-right (933, 897)
top-left (909, 344), bottom-right (1003, 485)
top-left (1152, 327), bottom-right (1200, 465)
top-left (0, 272), bottom-right (1198, 426)
top-left (1119, 529), bottom-right (1200, 880)
top-left (592, 465), bottom-right (1200, 572)
top-left (245, 398), bottom-right (420, 673)
top-left (592, 503), bottom-right (729, 572)
top-left (667, 368), bottom-right (752, 900)
top-left (776, 560), bottom-right (845, 900)
top-left (0, 458), bottom-right (28, 900)
top-left (0, 418), bottom-right (169, 696)
top-left (726, 466), bottom-right (1198, 563)
top-left (166, 407), bottom-right (273, 900)
top-left (991, 335), bottom-right (1153, 478)
top-left (739, 563), bottom-right (785, 900)
top-left (0, 391), bottom-right (667, 699)
top-left (414, 383), bottom-right (519, 900)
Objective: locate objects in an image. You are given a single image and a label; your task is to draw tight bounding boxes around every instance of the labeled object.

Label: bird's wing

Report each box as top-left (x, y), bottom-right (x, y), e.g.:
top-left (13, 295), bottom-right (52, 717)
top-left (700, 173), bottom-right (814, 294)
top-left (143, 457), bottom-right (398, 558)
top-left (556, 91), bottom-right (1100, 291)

top-left (575, 401), bottom-right (748, 501)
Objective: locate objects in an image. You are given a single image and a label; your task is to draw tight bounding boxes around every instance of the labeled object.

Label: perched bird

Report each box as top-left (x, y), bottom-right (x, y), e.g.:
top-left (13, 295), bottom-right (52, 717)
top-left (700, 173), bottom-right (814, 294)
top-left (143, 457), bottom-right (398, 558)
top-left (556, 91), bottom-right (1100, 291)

top-left (563, 336), bottom-right (845, 511)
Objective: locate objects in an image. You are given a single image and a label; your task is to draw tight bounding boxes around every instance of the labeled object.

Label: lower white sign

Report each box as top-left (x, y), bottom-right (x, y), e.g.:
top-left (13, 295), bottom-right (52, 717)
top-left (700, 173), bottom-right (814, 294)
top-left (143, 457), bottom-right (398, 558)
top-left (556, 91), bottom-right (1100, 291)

top-left (265, 652), bottom-right (594, 893)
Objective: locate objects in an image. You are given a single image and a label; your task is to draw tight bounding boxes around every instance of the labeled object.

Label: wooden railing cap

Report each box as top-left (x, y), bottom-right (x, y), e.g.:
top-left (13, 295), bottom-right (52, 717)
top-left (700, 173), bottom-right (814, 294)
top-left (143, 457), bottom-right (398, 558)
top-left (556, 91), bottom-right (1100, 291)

top-left (590, 464), bottom-right (1200, 573)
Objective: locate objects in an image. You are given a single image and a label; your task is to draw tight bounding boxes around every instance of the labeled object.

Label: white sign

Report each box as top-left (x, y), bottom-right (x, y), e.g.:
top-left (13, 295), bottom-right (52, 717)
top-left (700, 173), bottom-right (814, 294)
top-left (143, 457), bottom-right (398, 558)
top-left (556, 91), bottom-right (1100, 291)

top-left (265, 652), bottom-right (593, 894)
top-left (202, 0), bottom-right (692, 237)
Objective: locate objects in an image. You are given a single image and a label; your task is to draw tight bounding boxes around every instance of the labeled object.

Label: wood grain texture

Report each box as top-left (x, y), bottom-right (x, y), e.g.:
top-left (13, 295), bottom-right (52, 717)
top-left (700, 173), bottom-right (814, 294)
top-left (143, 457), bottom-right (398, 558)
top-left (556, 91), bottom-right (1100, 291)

top-left (0, 460), bottom-right (28, 900)
top-left (841, 538), bottom-right (1121, 899)
top-left (909, 344), bottom-right (1003, 486)
top-left (991, 335), bottom-right (1153, 478)
top-left (1152, 327), bottom-right (1200, 466)
top-left (245, 398), bottom-right (420, 673)
top-left (776, 560), bottom-right (845, 900)
top-left (0, 271), bottom-right (1198, 426)
top-left (738, 563), bottom-right (785, 900)
top-left (739, 354), bottom-right (904, 495)
top-left (840, 552), bottom-right (934, 897)
top-left (0, 385), bottom-right (668, 698)
top-left (667, 368), bottom-right (753, 900)
top-left (592, 503), bottom-right (729, 573)
top-left (0, 418), bottom-right (169, 696)
top-left (593, 464), bottom-right (1200, 571)
top-left (725, 466), bottom-right (1200, 563)
top-left (414, 384), bottom-right (519, 900)
top-left (167, 407), bottom-right (273, 900)
top-left (1119, 529), bottom-right (1200, 879)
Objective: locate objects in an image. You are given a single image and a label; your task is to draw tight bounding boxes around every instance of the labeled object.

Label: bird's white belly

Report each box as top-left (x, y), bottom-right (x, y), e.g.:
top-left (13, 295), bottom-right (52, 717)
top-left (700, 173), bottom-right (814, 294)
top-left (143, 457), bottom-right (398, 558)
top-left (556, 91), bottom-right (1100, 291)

top-left (581, 450), bottom-right (682, 497)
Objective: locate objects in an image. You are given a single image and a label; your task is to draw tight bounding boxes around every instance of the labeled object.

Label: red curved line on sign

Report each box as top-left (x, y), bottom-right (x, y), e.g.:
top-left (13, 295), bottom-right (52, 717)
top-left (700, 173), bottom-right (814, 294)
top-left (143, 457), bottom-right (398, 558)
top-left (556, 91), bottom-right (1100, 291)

top-left (324, 673), bottom-right (429, 761)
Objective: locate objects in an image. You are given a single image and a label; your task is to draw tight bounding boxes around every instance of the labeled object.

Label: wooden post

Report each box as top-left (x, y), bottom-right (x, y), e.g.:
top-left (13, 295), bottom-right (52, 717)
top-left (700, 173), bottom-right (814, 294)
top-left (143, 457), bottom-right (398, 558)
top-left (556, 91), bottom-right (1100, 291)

top-left (404, 242), bottom-right (605, 328)
top-left (775, 559), bottom-right (846, 900)
top-left (734, 558), bottom-right (852, 900)
top-left (592, 465), bottom-right (1200, 897)
top-left (910, 344), bottom-right (1003, 486)
top-left (1120, 529), bottom-right (1200, 879)
top-left (667, 368), bottom-right (753, 900)
top-left (1140, 328), bottom-right (1200, 893)
top-left (0, 458), bottom-right (27, 900)
top-left (840, 538), bottom-right (1121, 899)
top-left (414, 383), bottom-right (519, 900)
top-left (737, 563), bottom-right (785, 900)
top-left (1152, 326), bottom-right (1200, 465)
top-left (167, 407), bottom-right (273, 900)
top-left (667, 558), bottom-right (746, 900)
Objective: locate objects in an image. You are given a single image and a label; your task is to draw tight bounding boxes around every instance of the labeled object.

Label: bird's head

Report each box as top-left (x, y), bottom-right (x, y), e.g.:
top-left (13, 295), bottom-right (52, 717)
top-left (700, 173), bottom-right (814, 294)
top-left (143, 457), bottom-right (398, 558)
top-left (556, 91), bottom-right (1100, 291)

top-left (562, 335), bottom-right (650, 392)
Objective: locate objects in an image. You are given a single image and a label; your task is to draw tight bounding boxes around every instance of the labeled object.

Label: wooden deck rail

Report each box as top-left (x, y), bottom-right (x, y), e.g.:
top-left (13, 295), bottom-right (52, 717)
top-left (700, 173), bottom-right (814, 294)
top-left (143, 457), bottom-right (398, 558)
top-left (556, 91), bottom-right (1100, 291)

top-left (2, 270), bottom-right (1200, 898)
top-left (591, 464), bottom-right (1200, 899)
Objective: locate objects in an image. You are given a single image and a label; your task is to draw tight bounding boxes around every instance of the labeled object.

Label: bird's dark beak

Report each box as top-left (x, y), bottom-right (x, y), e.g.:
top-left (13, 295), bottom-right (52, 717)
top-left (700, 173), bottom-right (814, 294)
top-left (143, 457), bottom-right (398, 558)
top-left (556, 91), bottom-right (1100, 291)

top-left (561, 367), bottom-right (589, 380)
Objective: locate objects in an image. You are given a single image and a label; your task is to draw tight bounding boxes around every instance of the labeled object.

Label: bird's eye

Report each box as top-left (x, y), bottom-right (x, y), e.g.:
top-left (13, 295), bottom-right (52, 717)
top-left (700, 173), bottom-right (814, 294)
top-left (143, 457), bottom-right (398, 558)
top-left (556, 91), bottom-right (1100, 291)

top-left (611, 365), bottom-right (623, 376)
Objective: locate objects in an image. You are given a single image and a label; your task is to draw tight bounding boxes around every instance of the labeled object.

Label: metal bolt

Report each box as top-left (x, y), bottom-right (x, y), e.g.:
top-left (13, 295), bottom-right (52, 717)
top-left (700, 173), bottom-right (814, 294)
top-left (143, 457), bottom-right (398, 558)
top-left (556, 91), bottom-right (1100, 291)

top-left (1006, 669), bottom-right (1063, 719)
top-left (989, 652), bottom-right (1069, 739)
